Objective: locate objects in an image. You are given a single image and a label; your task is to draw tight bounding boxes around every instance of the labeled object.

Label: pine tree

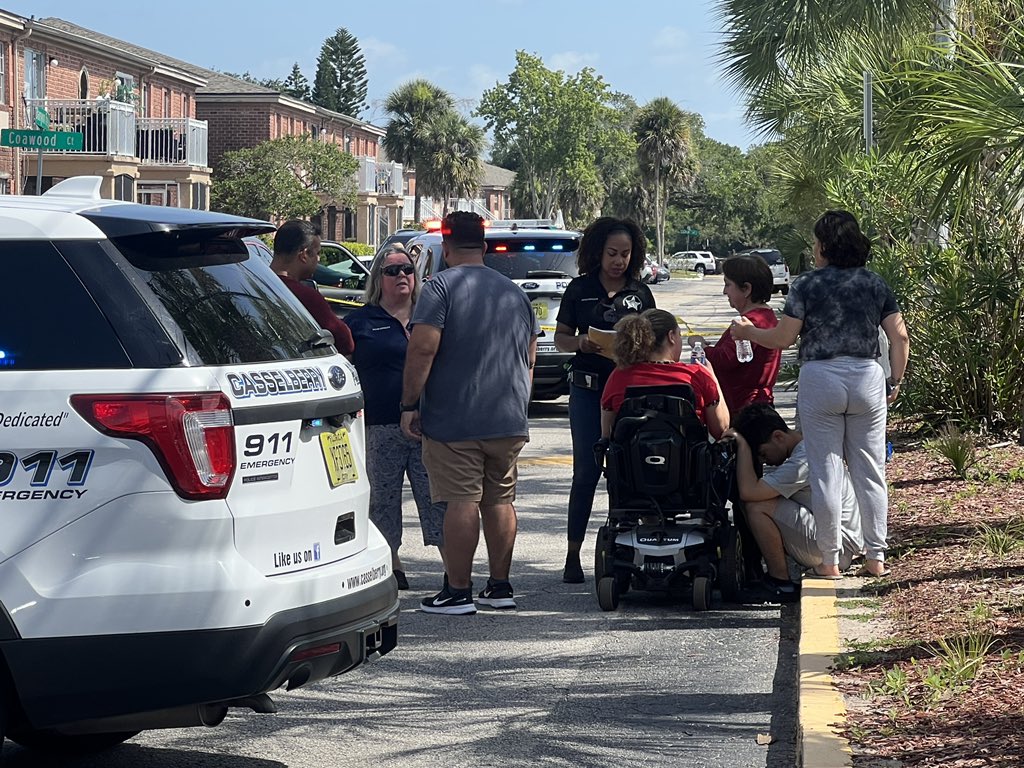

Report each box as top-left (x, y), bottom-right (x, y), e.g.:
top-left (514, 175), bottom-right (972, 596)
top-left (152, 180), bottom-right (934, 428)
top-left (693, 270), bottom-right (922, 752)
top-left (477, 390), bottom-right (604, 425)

top-left (282, 63), bottom-right (310, 101)
top-left (311, 28), bottom-right (368, 118)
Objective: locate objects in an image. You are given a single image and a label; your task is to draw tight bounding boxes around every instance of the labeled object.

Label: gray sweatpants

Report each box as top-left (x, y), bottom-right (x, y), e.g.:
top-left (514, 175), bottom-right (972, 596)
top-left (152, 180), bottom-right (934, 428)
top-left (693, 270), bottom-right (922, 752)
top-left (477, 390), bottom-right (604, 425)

top-left (366, 424), bottom-right (446, 552)
top-left (798, 357), bottom-right (888, 565)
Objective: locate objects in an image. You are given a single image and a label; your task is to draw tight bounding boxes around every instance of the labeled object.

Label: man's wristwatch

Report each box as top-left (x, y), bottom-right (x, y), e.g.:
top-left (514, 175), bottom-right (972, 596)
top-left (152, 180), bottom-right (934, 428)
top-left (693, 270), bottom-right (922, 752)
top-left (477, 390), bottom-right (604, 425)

top-left (399, 401), bottom-right (419, 413)
top-left (886, 376), bottom-right (903, 388)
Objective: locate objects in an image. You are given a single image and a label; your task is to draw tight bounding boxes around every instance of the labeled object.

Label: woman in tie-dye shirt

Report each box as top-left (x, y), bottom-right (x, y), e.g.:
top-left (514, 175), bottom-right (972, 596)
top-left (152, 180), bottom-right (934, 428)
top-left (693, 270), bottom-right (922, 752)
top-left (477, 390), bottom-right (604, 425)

top-left (732, 211), bottom-right (909, 580)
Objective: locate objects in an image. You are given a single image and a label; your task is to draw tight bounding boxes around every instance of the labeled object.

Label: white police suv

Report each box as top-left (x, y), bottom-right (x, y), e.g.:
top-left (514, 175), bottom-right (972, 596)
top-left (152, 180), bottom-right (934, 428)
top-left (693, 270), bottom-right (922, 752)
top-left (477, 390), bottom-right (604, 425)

top-left (0, 178), bottom-right (397, 753)
top-left (404, 219), bottom-right (580, 399)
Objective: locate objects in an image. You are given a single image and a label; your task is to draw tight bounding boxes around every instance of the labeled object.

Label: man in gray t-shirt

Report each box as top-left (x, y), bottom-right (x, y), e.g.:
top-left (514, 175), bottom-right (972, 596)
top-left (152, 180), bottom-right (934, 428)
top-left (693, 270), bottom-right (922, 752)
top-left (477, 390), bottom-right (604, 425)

top-left (401, 212), bottom-right (540, 615)
top-left (729, 404), bottom-right (865, 601)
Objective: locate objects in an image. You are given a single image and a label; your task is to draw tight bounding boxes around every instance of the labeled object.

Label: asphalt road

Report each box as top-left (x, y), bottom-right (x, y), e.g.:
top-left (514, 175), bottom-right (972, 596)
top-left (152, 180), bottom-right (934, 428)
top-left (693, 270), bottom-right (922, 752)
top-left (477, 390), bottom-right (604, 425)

top-left (1, 273), bottom-right (799, 768)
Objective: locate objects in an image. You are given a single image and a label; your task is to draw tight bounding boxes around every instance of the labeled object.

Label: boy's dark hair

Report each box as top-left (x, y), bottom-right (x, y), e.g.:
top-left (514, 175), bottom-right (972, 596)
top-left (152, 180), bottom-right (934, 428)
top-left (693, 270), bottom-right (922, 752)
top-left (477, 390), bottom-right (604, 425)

top-left (722, 255), bottom-right (773, 304)
top-left (814, 209), bottom-right (871, 268)
top-left (274, 220), bottom-right (320, 258)
top-left (441, 211), bottom-right (485, 248)
top-left (732, 403), bottom-right (789, 451)
top-left (576, 217), bottom-right (646, 280)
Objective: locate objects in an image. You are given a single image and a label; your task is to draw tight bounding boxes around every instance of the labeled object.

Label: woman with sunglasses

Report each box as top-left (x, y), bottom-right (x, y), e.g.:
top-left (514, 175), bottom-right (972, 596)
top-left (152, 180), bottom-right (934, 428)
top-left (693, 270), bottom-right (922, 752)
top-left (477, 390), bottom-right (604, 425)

top-left (345, 246), bottom-right (446, 589)
top-left (554, 217), bottom-right (655, 584)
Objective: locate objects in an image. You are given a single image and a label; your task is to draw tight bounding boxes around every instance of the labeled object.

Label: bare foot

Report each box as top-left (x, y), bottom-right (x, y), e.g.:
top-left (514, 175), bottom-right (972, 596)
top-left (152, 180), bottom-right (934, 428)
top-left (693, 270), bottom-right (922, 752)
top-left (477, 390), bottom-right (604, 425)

top-left (862, 558), bottom-right (890, 577)
top-left (812, 564), bottom-right (842, 579)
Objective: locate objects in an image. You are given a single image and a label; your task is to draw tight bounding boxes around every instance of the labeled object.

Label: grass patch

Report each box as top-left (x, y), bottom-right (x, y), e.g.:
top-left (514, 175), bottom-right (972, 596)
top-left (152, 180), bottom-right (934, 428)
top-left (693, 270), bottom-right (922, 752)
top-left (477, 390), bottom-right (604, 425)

top-left (974, 518), bottom-right (1024, 557)
top-left (927, 424), bottom-right (977, 479)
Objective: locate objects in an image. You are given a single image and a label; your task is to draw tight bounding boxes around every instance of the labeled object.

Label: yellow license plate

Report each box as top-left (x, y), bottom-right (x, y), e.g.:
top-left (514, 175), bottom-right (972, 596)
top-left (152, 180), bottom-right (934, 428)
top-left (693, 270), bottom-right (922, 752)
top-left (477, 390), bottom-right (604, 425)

top-left (319, 428), bottom-right (359, 488)
top-left (532, 301), bottom-right (548, 320)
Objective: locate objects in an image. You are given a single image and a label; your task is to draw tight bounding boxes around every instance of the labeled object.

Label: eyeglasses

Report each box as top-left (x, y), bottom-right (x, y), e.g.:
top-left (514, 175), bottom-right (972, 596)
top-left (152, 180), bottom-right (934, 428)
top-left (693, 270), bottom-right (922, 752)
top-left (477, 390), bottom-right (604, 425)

top-left (382, 264), bottom-right (415, 277)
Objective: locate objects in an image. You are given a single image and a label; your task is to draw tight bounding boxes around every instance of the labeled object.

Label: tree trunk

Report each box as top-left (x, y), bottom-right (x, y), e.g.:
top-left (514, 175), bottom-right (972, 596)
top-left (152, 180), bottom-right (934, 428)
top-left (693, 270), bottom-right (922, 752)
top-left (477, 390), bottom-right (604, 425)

top-left (654, 164), bottom-right (663, 266)
top-left (414, 190), bottom-right (422, 224)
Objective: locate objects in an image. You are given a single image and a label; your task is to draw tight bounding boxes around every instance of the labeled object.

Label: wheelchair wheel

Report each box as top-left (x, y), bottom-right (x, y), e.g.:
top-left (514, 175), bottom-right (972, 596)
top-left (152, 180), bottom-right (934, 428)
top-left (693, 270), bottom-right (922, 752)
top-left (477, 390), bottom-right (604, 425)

top-left (718, 527), bottom-right (744, 602)
top-left (597, 576), bottom-right (620, 611)
top-left (594, 525), bottom-right (611, 582)
top-left (692, 576), bottom-right (712, 612)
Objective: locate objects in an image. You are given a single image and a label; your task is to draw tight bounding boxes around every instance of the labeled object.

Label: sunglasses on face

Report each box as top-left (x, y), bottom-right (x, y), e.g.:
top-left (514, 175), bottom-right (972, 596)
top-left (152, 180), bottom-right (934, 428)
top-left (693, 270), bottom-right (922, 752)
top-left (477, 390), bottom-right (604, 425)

top-left (382, 264), bottom-right (415, 277)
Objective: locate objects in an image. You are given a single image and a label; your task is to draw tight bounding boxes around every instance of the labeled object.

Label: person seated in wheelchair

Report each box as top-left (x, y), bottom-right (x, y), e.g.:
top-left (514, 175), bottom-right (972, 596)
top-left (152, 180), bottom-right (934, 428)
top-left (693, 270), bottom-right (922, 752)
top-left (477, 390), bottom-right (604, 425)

top-left (599, 308), bottom-right (729, 440)
top-left (728, 403), bottom-right (865, 602)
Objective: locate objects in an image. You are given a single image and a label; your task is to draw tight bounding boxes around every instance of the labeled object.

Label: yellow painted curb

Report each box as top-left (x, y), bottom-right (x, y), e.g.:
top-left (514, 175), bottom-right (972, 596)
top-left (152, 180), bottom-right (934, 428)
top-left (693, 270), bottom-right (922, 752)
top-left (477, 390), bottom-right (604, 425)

top-left (799, 579), bottom-right (852, 768)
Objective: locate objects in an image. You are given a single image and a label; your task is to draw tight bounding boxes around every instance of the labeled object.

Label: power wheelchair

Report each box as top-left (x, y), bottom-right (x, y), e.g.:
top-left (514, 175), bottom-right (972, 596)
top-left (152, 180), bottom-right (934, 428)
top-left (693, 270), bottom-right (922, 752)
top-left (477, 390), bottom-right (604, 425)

top-left (593, 385), bottom-right (744, 611)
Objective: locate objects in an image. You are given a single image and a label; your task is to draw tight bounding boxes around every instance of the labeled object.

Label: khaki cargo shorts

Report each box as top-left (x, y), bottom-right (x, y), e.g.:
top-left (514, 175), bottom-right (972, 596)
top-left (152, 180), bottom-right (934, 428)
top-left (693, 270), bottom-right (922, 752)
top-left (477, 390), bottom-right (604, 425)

top-left (421, 436), bottom-right (527, 505)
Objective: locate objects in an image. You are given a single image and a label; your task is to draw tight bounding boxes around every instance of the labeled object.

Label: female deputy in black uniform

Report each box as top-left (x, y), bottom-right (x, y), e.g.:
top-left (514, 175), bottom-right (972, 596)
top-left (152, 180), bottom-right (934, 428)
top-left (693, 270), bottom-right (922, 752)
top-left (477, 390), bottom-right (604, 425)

top-left (554, 217), bottom-right (656, 583)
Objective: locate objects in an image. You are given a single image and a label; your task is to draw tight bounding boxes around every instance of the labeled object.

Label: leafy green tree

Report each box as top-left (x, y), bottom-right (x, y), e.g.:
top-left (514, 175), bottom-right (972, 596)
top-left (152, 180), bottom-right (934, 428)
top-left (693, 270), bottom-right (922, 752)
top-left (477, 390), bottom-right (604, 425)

top-left (382, 80), bottom-right (457, 222)
top-left (212, 135), bottom-right (358, 220)
top-left (635, 97), bottom-right (696, 264)
top-left (478, 51), bottom-right (620, 225)
top-left (312, 28), bottom-right (368, 117)
top-left (282, 63), bottom-right (311, 101)
top-left (414, 112), bottom-right (485, 214)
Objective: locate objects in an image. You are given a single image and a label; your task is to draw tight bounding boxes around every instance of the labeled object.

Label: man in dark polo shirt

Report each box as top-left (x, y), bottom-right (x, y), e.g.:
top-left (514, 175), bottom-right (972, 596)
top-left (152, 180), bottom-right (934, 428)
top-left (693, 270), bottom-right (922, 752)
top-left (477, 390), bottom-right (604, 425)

top-left (270, 220), bottom-right (354, 355)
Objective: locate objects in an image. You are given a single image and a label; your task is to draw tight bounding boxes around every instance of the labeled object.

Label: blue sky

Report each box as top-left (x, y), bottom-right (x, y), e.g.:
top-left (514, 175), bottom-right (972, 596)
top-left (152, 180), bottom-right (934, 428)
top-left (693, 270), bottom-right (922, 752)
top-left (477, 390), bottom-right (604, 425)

top-left (11, 1), bottom-right (759, 151)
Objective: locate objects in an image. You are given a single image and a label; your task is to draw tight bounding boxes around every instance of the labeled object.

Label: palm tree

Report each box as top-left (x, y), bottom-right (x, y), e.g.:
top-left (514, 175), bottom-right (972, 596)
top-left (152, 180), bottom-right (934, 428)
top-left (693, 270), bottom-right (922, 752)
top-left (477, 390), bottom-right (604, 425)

top-left (634, 98), bottom-right (695, 265)
top-left (415, 112), bottom-right (484, 214)
top-left (382, 80), bottom-right (456, 222)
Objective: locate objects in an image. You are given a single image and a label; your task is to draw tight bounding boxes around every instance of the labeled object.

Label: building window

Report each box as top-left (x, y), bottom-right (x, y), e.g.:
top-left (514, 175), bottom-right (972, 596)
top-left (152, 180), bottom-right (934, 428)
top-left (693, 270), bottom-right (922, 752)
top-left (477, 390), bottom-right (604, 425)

top-left (191, 182), bottom-right (208, 210)
top-left (163, 88), bottom-right (171, 117)
top-left (183, 93), bottom-right (191, 118)
top-left (0, 177), bottom-right (9, 195)
top-left (113, 174), bottom-right (134, 202)
top-left (79, 69), bottom-right (89, 99)
top-left (24, 48), bottom-right (46, 101)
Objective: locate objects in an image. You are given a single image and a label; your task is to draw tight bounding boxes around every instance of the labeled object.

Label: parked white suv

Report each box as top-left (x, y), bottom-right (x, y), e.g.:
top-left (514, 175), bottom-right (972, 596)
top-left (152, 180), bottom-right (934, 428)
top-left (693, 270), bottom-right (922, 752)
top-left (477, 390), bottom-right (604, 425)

top-left (671, 250), bottom-right (717, 276)
top-left (741, 248), bottom-right (791, 295)
top-left (0, 178), bottom-right (398, 754)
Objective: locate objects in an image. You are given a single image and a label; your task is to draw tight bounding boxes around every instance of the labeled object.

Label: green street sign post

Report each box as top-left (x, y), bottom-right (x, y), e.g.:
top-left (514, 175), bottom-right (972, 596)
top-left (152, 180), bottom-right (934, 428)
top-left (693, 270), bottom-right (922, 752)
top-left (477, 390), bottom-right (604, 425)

top-left (684, 227), bottom-right (700, 249)
top-left (1, 129), bottom-right (85, 195)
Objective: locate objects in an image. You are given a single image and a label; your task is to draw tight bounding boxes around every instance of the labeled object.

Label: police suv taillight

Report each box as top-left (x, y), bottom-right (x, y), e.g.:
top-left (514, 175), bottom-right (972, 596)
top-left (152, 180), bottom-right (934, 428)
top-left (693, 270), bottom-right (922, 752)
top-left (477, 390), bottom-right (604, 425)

top-left (71, 393), bottom-right (236, 500)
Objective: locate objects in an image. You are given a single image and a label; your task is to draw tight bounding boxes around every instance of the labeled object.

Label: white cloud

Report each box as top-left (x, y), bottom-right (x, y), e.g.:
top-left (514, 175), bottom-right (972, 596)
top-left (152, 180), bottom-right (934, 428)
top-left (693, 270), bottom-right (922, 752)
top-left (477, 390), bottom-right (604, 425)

top-left (652, 26), bottom-right (689, 50)
top-left (548, 51), bottom-right (599, 74)
top-left (361, 36), bottom-right (406, 69)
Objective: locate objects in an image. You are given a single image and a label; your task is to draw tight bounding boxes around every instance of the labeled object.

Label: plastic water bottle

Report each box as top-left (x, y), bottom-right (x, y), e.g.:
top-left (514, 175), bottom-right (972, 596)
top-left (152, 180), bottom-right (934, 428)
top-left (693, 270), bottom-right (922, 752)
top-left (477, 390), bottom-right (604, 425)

top-left (734, 317), bottom-right (754, 363)
top-left (691, 341), bottom-right (706, 366)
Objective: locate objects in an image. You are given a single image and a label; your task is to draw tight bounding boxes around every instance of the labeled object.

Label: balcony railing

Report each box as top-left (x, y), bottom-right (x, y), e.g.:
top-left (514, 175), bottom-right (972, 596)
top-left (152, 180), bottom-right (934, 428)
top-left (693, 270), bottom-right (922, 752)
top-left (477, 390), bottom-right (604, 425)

top-left (358, 157), bottom-right (402, 195)
top-left (29, 98), bottom-right (136, 156)
top-left (137, 117), bottom-right (208, 167)
top-left (23, 99), bottom-right (208, 167)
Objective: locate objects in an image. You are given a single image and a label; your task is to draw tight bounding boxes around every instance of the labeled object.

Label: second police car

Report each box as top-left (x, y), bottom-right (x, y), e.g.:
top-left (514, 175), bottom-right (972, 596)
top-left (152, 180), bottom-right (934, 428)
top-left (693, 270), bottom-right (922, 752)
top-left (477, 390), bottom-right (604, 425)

top-left (403, 219), bottom-right (580, 399)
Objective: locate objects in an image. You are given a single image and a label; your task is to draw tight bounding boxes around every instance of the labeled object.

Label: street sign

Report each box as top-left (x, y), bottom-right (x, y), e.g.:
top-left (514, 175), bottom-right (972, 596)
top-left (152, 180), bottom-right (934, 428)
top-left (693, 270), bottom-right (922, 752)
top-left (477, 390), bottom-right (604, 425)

top-left (0, 129), bottom-right (84, 151)
top-left (684, 227), bottom-right (700, 236)
top-left (34, 107), bottom-right (50, 131)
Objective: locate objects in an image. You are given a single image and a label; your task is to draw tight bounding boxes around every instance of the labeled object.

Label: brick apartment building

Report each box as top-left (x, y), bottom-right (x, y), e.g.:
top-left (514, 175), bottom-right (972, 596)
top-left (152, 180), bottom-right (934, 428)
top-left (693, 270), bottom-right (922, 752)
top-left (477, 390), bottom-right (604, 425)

top-left (0, 14), bottom-right (211, 206)
top-left (0, 10), bottom-right (508, 245)
top-left (193, 70), bottom-right (402, 245)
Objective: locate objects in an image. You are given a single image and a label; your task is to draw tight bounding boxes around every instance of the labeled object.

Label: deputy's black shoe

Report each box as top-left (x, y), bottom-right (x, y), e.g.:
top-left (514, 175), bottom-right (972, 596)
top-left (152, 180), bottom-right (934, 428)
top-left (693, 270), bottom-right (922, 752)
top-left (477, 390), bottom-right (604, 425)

top-left (562, 553), bottom-right (585, 584)
top-left (393, 570), bottom-right (409, 590)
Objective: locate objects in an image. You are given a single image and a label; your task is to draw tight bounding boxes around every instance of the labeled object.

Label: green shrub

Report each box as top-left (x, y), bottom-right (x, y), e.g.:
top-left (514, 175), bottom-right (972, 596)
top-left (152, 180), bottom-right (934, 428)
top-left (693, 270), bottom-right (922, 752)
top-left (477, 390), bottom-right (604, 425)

top-left (341, 241), bottom-right (375, 257)
top-left (926, 424), bottom-right (977, 480)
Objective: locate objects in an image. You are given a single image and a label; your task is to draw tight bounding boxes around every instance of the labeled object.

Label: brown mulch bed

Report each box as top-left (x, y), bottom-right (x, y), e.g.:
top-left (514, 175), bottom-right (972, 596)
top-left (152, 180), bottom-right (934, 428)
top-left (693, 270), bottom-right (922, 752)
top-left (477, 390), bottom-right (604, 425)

top-left (835, 436), bottom-right (1024, 767)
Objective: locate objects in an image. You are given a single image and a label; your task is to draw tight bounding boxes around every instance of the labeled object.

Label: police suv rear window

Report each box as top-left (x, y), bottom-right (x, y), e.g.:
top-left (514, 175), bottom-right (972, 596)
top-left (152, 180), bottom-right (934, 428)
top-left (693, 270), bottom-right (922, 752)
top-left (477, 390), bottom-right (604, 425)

top-left (0, 241), bottom-right (131, 370)
top-left (115, 234), bottom-right (334, 365)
